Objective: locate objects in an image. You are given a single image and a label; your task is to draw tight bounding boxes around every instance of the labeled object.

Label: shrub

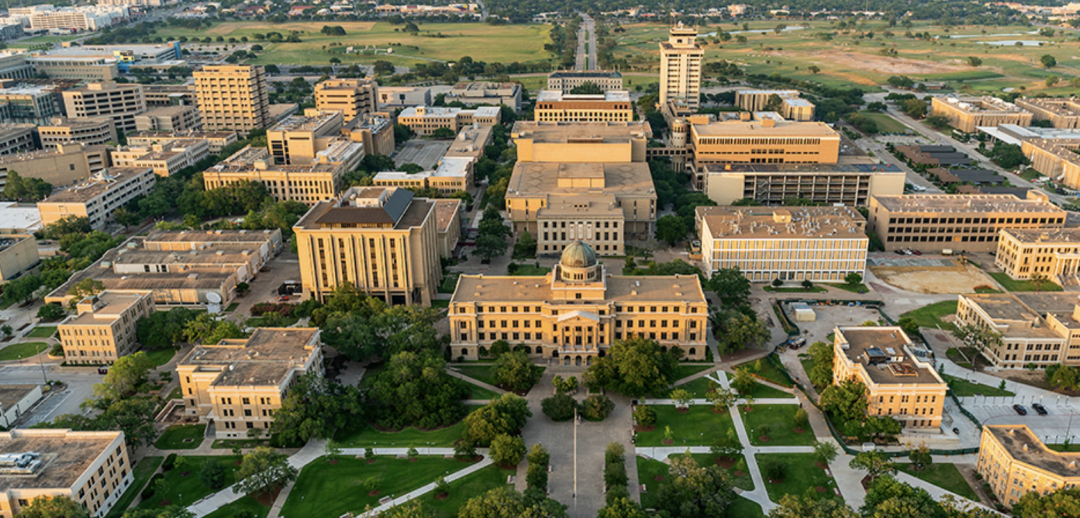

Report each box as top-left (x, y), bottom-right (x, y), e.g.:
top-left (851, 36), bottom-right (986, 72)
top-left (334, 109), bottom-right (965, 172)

top-left (761, 459), bottom-right (786, 480)
top-left (633, 405), bottom-right (656, 426)
top-left (162, 454), bottom-right (178, 472)
top-left (526, 461), bottom-right (547, 490)
top-left (49, 343), bottom-right (64, 356)
top-left (489, 434), bottom-right (526, 467)
top-left (605, 442), bottom-right (625, 465)
top-left (582, 394), bottom-right (615, 421)
top-left (605, 484), bottom-right (630, 505)
top-left (541, 393), bottom-right (577, 421)
top-left (249, 302), bottom-right (295, 317)
top-left (603, 460), bottom-right (628, 489)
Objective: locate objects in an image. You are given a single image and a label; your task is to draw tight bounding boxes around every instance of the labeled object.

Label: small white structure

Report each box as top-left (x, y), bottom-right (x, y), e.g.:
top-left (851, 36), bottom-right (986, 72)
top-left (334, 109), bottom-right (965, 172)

top-left (0, 384), bottom-right (43, 428)
top-left (791, 303), bottom-right (817, 322)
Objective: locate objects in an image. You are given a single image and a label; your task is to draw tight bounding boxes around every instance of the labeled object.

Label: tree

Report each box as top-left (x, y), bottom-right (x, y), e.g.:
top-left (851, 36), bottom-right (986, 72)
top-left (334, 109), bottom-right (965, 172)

top-left (369, 350), bottom-right (469, 431)
top-left (764, 94), bottom-right (784, 112)
top-left (1031, 272), bottom-right (1051, 292)
top-left (1041, 54), bottom-right (1057, 68)
top-left (199, 460), bottom-right (227, 490)
top-left (731, 368), bottom-right (756, 396)
top-left (541, 392), bottom-right (577, 421)
top-left (581, 394), bottom-right (615, 421)
top-left (966, 56), bottom-right (982, 66)
top-left (655, 214), bottom-right (686, 245)
top-left (526, 443), bottom-right (549, 490)
top-left (670, 388), bottom-right (692, 409)
top-left (813, 440), bottom-right (839, 465)
top-left (705, 386), bottom-right (737, 413)
top-left (458, 488), bottom-right (567, 518)
top-left (494, 351), bottom-right (541, 392)
top-left (708, 268), bottom-right (751, 308)
top-left (987, 143), bottom-right (1029, 169)
top-left (808, 65), bottom-right (820, 74)
top-left (136, 307), bottom-right (198, 349)
top-left (234, 447), bottom-right (299, 496)
top-left (845, 272), bottom-right (862, 285)
top-left (902, 98), bottom-right (927, 118)
top-left (585, 336), bottom-right (678, 398)
top-left (569, 81), bottom-right (603, 95)
top-left (37, 303), bottom-right (66, 321)
top-left (655, 455), bottom-right (737, 518)
top-left (270, 372), bottom-right (364, 444)
top-left (633, 404), bottom-right (656, 426)
top-left (865, 415), bottom-right (902, 441)
top-left (476, 229), bottom-right (509, 262)
top-left (716, 312), bottom-right (768, 354)
top-left (16, 495), bottom-right (90, 518)
top-left (2, 171), bottom-right (53, 203)
top-left (849, 451), bottom-right (896, 482)
top-left (490, 433), bottom-right (525, 467)
top-left (95, 351), bottom-right (154, 399)
top-left (1014, 487), bottom-right (1080, 518)
top-left (820, 379), bottom-right (868, 422)
top-left (908, 444), bottom-right (932, 472)
top-left (464, 393), bottom-right (532, 446)
top-left (2, 274), bottom-right (42, 304)
top-left (768, 494), bottom-right (858, 518)
top-left (597, 498), bottom-right (649, 518)
top-left (68, 278), bottom-right (105, 301)
top-left (924, 115), bottom-right (951, 129)
top-left (861, 475), bottom-right (939, 518)
top-left (121, 507), bottom-right (194, 518)
top-left (1046, 75), bottom-right (1061, 87)
top-left (380, 501), bottom-right (436, 518)
top-left (951, 323), bottom-right (1003, 367)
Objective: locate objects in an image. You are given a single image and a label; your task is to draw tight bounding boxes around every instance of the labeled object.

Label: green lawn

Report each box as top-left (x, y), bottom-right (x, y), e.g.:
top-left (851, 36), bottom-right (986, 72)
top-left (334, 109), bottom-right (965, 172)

top-left (668, 373), bottom-right (720, 398)
top-left (282, 456), bottom-right (474, 518)
top-left (462, 380), bottom-right (500, 400)
top-left (211, 439), bottom-right (271, 450)
top-left (756, 452), bottom-right (838, 502)
top-left (104, 456), bottom-right (163, 518)
top-left (734, 358), bottom-right (792, 388)
top-left (741, 380), bottom-right (795, 400)
top-left (138, 456), bottom-right (243, 509)
top-left (154, 425), bottom-right (207, 450)
top-left (432, 299), bottom-right (450, 309)
top-left (201, 496), bottom-right (270, 518)
top-left (672, 364), bottom-right (714, 383)
top-left (0, 342), bottom-right (48, 361)
top-left (990, 272), bottom-right (1064, 292)
top-left (897, 463), bottom-right (978, 500)
top-left (336, 406), bottom-right (480, 448)
top-left (454, 365), bottom-right (544, 392)
top-left (1047, 443), bottom-right (1080, 452)
top-left (728, 496), bottom-right (765, 518)
top-left (901, 301), bottom-right (959, 333)
top-left (224, 302), bottom-right (240, 313)
top-left (941, 374), bottom-right (1014, 397)
top-left (27, 326), bottom-right (56, 338)
top-left (857, 111), bottom-right (912, 134)
top-left (439, 272), bottom-right (460, 294)
top-left (423, 464), bottom-right (514, 518)
top-left (636, 405), bottom-right (735, 447)
top-left (946, 348), bottom-right (974, 369)
top-left (832, 282), bottom-right (871, 294)
top-left (145, 348), bottom-right (177, 368)
top-left (743, 405), bottom-right (814, 446)
top-left (637, 456), bottom-right (757, 511)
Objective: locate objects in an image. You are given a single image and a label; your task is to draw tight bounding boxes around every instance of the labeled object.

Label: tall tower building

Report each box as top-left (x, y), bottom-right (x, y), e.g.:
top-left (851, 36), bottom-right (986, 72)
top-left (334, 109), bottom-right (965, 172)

top-left (659, 23), bottom-right (703, 111)
top-left (194, 65), bottom-right (270, 132)
top-left (314, 78), bottom-right (379, 120)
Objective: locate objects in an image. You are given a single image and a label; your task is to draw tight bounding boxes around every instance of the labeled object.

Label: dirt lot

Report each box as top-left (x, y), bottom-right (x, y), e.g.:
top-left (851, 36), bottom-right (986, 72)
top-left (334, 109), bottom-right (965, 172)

top-left (869, 258), bottom-right (996, 294)
top-left (786, 303), bottom-right (886, 346)
top-left (762, 49), bottom-right (966, 75)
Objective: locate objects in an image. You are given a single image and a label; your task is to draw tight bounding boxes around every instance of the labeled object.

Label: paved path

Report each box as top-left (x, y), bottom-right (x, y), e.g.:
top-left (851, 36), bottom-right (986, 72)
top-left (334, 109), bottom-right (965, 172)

top-left (357, 453), bottom-right (494, 517)
top-left (446, 368), bottom-right (509, 397)
top-left (187, 440), bottom-right (326, 517)
top-left (893, 470), bottom-right (1005, 516)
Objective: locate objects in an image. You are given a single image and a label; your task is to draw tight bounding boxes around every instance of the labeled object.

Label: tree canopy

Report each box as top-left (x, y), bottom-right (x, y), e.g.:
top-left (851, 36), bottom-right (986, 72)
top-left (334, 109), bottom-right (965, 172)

top-left (585, 337), bottom-right (678, 398)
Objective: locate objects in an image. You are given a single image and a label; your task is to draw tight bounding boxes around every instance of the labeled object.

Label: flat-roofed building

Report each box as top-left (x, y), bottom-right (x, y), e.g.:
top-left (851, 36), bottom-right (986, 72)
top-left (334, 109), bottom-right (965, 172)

top-left (397, 105), bottom-right (500, 135)
top-left (143, 228), bottom-right (283, 257)
top-left (832, 326), bottom-right (947, 429)
top-left (314, 78), bottom-right (378, 119)
top-left (546, 70), bottom-right (623, 93)
top-left (58, 291), bottom-right (154, 365)
top-left (133, 105), bottom-right (201, 133)
top-left (978, 425), bottom-right (1080, 507)
top-left (0, 124), bottom-right (36, 156)
top-left (127, 130), bottom-right (237, 154)
top-left (345, 115), bottom-right (394, 156)
top-left (0, 143), bottom-right (110, 190)
top-left (293, 186), bottom-right (442, 305)
top-left (0, 53), bottom-right (32, 80)
top-left (511, 121), bottom-right (651, 163)
top-left (0, 385), bottom-right (41, 428)
top-left (688, 114), bottom-right (840, 169)
top-left (443, 124), bottom-right (492, 162)
top-left (434, 198), bottom-right (462, 258)
top-left (377, 86), bottom-right (430, 108)
top-left (202, 142), bottom-right (361, 205)
top-left (1016, 97), bottom-right (1080, 129)
top-left (110, 138), bottom-right (210, 176)
top-left (61, 82), bottom-right (146, 134)
top-left (1019, 138), bottom-right (1080, 190)
top-left (0, 429), bottom-right (131, 518)
top-left (176, 327), bottom-right (322, 439)
top-left (696, 206), bottom-right (867, 283)
top-left (534, 90), bottom-right (633, 123)
top-left (0, 203), bottom-right (41, 234)
top-left (0, 83), bottom-right (62, 125)
top-left (955, 292), bottom-right (1080, 369)
top-left (449, 241), bottom-right (709, 362)
top-left (267, 109), bottom-right (345, 165)
top-left (445, 82), bottom-right (521, 111)
top-left (194, 65), bottom-right (270, 131)
top-left (0, 234), bottom-right (38, 282)
top-left (996, 227), bottom-right (1080, 284)
top-left (867, 193), bottom-right (1066, 252)
top-left (734, 89), bottom-right (815, 121)
top-left (931, 95), bottom-right (1032, 133)
top-left (702, 162), bottom-right (906, 206)
top-left (38, 117), bottom-right (116, 148)
top-left (37, 167), bottom-right (155, 231)
top-left (142, 84), bottom-right (195, 107)
top-left (374, 157), bottom-right (473, 195)
top-left (26, 56), bottom-right (118, 82)
top-left (659, 24), bottom-right (703, 111)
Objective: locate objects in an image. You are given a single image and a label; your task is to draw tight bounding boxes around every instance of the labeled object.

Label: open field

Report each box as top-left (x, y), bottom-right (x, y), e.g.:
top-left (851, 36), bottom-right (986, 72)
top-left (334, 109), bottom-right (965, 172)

top-left (611, 21), bottom-right (1080, 95)
top-left (896, 463), bottom-right (978, 500)
top-left (869, 259), bottom-right (994, 294)
top-left (155, 21), bottom-right (553, 66)
top-left (856, 111), bottom-right (912, 134)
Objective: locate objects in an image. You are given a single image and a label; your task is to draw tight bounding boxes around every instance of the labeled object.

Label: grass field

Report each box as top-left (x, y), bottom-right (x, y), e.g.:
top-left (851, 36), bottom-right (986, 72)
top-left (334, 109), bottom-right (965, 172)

top-left (26, 326), bottom-right (56, 338)
top-left (990, 272), bottom-right (1064, 292)
top-left (202, 497), bottom-right (270, 518)
top-left (897, 463), bottom-right (978, 500)
top-left (756, 452), bottom-right (838, 503)
top-left (0, 342), bottom-right (47, 361)
top-left (422, 464), bottom-right (513, 518)
top-left (901, 300), bottom-right (959, 332)
top-left (155, 21), bottom-right (553, 66)
top-left (145, 347), bottom-right (177, 368)
top-left (104, 456), bottom-right (163, 518)
top-left (856, 111), bottom-right (912, 134)
top-left (336, 406), bottom-right (480, 447)
top-left (734, 358), bottom-right (792, 388)
top-left (941, 374), bottom-right (1014, 397)
top-left (743, 405), bottom-right (814, 446)
top-left (636, 405), bottom-right (736, 447)
top-left (154, 424), bottom-right (207, 450)
top-left (138, 456), bottom-right (243, 510)
top-left (667, 372), bottom-right (720, 398)
top-left (636, 454), bottom-right (754, 500)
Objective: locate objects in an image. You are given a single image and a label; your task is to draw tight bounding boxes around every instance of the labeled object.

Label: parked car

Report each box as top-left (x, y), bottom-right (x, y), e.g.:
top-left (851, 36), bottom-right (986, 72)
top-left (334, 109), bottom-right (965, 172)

top-left (911, 250), bottom-right (922, 256)
top-left (893, 249), bottom-right (906, 255)
top-left (1032, 403), bottom-right (1048, 415)
top-left (97, 367), bottom-right (108, 375)
top-left (277, 295), bottom-right (289, 302)
top-left (1013, 404), bottom-right (1028, 416)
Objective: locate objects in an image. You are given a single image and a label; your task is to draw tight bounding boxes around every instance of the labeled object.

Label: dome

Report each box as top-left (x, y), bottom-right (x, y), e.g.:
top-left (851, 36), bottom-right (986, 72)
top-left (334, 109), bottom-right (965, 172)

top-left (560, 241), bottom-right (598, 269)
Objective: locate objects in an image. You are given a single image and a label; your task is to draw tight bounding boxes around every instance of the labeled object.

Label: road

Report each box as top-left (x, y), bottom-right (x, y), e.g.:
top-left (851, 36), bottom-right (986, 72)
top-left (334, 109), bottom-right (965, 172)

top-left (574, 14), bottom-right (597, 71)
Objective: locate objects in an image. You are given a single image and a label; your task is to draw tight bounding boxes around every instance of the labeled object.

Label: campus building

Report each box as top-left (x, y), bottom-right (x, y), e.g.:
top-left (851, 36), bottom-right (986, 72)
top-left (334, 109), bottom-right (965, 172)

top-left (0, 143), bottom-right (110, 190)
top-left (1019, 138), bottom-right (1080, 190)
top-left (194, 65), bottom-right (271, 131)
top-left (202, 142), bottom-right (361, 206)
top-left (445, 82), bottom-right (521, 111)
top-left (1015, 97), bottom-right (1080, 129)
top-left (696, 206), bottom-right (868, 283)
top-left (534, 90), bottom-right (634, 123)
top-left (293, 186), bottom-right (444, 305)
top-left (546, 70), bottom-right (623, 93)
top-left (176, 328), bottom-right (323, 439)
top-left (734, 89), bottom-right (815, 121)
top-left (0, 83), bottom-right (63, 125)
top-left (832, 326), bottom-right (948, 430)
top-left (110, 138), bottom-right (210, 177)
top-left (314, 78), bottom-right (379, 119)
top-left (995, 227), bottom-right (1080, 284)
top-left (377, 86), bottom-right (431, 108)
top-left (0, 385), bottom-right (41, 429)
top-left (701, 162), bottom-right (906, 206)
top-left (978, 425), bottom-right (1080, 507)
top-left (867, 193), bottom-right (1067, 252)
top-left (57, 291), bottom-right (154, 365)
top-left (658, 24), bottom-right (703, 111)
top-left (956, 292), bottom-right (1080, 369)
top-left (686, 113), bottom-right (840, 169)
top-left (266, 109), bottom-right (347, 165)
top-left (26, 55), bottom-right (119, 82)
top-left (448, 241), bottom-right (709, 362)
top-left (0, 125), bottom-right (36, 156)
top-left (345, 115), bottom-right (395, 156)
top-left (0, 429), bottom-right (132, 518)
top-left (374, 157), bottom-right (473, 195)
top-left (61, 82), bottom-right (146, 134)
top-left (37, 167), bottom-right (155, 231)
top-left (443, 124), bottom-right (493, 162)
top-left (930, 96), bottom-right (1032, 133)
top-left (142, 84), bottom-right (195, 107)
top-left (133, 105), bottom-right (201, 133)
top-left (38, 117), bottom-right (117, 149)
top-left (127, 130), bottom-right (237, 154)
top-left (0, 234), bottom-right (38, 282)
top-left (397, 106), bottom-right (501, 135)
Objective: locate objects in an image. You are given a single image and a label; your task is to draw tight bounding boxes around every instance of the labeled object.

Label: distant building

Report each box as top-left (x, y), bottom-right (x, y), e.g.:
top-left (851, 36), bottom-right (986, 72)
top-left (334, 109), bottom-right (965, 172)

top-left (443, 124), bottom-right (492, 162)
top-left (195, 65), bottom-right (270, 131)
top-left (0, 234), bottom-right (38, 283)
top-left (546, 70), bottom-right (623, 93)
top-left (266, 109), bottom-right (347, 165)
top-left (142, 84), bottom-right (196, 107)
top-left (659, 24), bottom-right (703, 111)
top-left (956, 292), bottom-right (1080, 369)
top-left (0, 143), bottom-right (110, 190)
top-left (61, 82), bottom-right (146, 134)
top-left (314, 78), bottom-right (379, 120)
top-left (28, 55), bottom-right (119, 81)
top-left (202, 141), bottom-right (361, 206)
top-left (534, 90), bottom-right (633, 123)
top-left (110, 138), bottom-right (210, 176)
top-left (37, 167), bottom-right (155, 230)
top-left (1015, 97), bottom-right (1080, 129)
top-left (1020, 138), bottom-right (1080, 190)
top-left (445, 82), bottom-right (521, 111)
top-left (134, 105), bottom-right (201, 132)
top-left (58, 291), bottom-right (154, 365)
top-left (38, 117), bottom-right (117, 148)
top-left (978, 425), bottom-right (1080, 507)
top-left (0, 124), bottom-right (37, 156)
top-left (701, 162), bottom-right (905, 206)
top-left (0, 83), bottom-right (62, 124)
top-left (127, 130), bottom-right (237, 154)
top-left (397, 105), bottom-right (500, 135)
top-left (345, 115), bottom-right (395, 156)
top-left (374, 156), bottom-right (473, 194)
top-left (734, 89), bottom-right (815, 121)
top-left (377, 86), bottom-right (431, 108)
top-left (930, 95), bottom-right (1032, 133)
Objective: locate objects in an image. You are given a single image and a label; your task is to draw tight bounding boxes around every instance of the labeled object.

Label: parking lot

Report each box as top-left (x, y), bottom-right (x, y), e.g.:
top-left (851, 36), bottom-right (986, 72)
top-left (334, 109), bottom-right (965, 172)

top-left (965, 399), bottom-right (1080, 444)
top-left (0, 364), bottom-right (103, 426)
top-left (394, 139), bottom-right (451, 169)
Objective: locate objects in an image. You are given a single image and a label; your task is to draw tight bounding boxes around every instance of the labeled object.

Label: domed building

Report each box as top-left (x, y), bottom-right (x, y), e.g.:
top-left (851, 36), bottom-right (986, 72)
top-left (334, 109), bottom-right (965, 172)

top-left (448, 241), bottom-right (709, 365)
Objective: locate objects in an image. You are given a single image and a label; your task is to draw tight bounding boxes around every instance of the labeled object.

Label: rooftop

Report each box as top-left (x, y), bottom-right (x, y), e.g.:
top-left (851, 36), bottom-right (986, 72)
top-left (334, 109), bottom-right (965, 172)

top-left (270, 110), bottom-right (341, 133)
top-left (144, 229), bottom-right (280, 246)
top-left (0, 202), bottom-right (42, 232)
top-left (986, 425), bottom-right (1080, 477)
top-left (41, 168), bottom-right (151, 204)
top-left (511, 121), bottom-right (652, 143)
top-left (506, 162), bottom-right (654, 199)
top-left (0, 429), bottom-right (121, 491)
top-left (936, 95), bottom-right (1026, 113)
top-left (703, 162), bottom-right (903, 175)
top-left (179, 328), bottom-right (319, 387)
top-left (871, 194), bottom-right (1064, 214)
top-left (453, 273), bottom-right (706, 303)
top-left (296, 186), bottom-right (434, 230)
top-left (736, 89), bottom-right (800, 96)
top-left (63, 291), bottom-right (149, 327)
top-left (1017, 97), bottom-right (1080, 116)
top-left (535, 90), bottom-right (631, 103)
top-left (697, 206), bottom-right (867, 240)
top-left (691, 118), bottom-right (839, 138)
top-left (1002, 227), bottom-right (1080, 244)
top-left (0, 385), bottom-right (37, 410)
top-left (548, 70), bottom-right (622, 79)
top-left (433, 199), bottom-right (461, 233)
top-left (835, 326), bottom-right (945, 385)
top-left (445, 125), bottom-right (493, 158)
top-left (0, 144), bottom-right (106, 166)
top-left (959, 293), bottom-right (1062, 339)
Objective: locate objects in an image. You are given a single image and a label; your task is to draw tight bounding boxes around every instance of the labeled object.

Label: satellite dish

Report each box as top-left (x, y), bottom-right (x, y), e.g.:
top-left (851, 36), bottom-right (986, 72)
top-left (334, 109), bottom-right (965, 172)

top-left (206, 292), bottom-right (223, 304)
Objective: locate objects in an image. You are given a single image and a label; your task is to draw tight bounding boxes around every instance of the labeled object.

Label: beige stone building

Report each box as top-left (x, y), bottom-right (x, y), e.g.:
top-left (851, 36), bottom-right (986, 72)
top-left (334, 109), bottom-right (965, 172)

top-left (930, 96), bottom-right (1032, 133)
top-left (374, 157), bottom-right (473, 195)
top-left (314, 78), bottom-right (379, 120)
top-left (38, 117), bottom-right (117, 149)
top-left (61, 82), bottom-right (146, 134)
top-left (443, 125), bottom-right (493, 162)
top-left (696, 206), bottom-right (868, 283)
top-left (110, 138), bottom-right (210, 177)
top-left (194, 65), bottom-right (271, 132)
top-left (142, 84), bottom-right (196, 107)
top-left (1020, 138), bottom-right (1080, 190)
top-left (449, 242), bottom-right (709, 362)
top-left (546, 70), bottom-right (623, 93)
top-left (734, 89), bottom-right (816, 121)
top-left (978, 425), bottom-right (1080, 507)
top-left (956, 292), bottom-right (1080, 369)
top-left (659, 24), bottom-right (703, 111)
top-left (0, 83), bottom-right (62, 125)
top-left (26, 56), bottom-right (118, 82)
top-left (534, 90), bottom-right (634, 123)
top-left (176, 328), bottom-right (322, 439)
top-left (868, 193), bottom-right (1067, 252)
top-left (0, 234), bottom-right (38, 282)
top-left (202, 143), bottom-right (361, 206)
top-left (996, 227), bottom-right (1080, 283)
top-left (37, 167), bottom-right (155, 231)
top-left (446, 82), bottom-right (521, 110)
top-left (687, 113), bottom-right (840, 169)
top-left (0, 125), bottom-right (36, 156)
top-left (701, 162), bottom-right (906, 206)
top-left (346, 115), bottom-right (395, 157)
top-left (0, 143), bottom-right (110, 190)
top-left (512, 121), bottom-right (650, 163)
top-left (1015, 97), bottom-right (1080, 129)
top-left (397, 106), bottom-right (501, 135)
top-left (434, 198), bottom-right (462, 258)
top-left (293, 186), bottom-right (443, 305)
top-left (58, 291), bottom-right (154, 365)
top-left (267, 109), bottom-right (346, 165)
top-left (832, 326), bottom-right (947, 429)
top-left (0, 429), bottom-right (132, 518)
top-left (133, 105), bottom-right (202, 133)
top-left (127, 130), bottom-right (237, 154)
